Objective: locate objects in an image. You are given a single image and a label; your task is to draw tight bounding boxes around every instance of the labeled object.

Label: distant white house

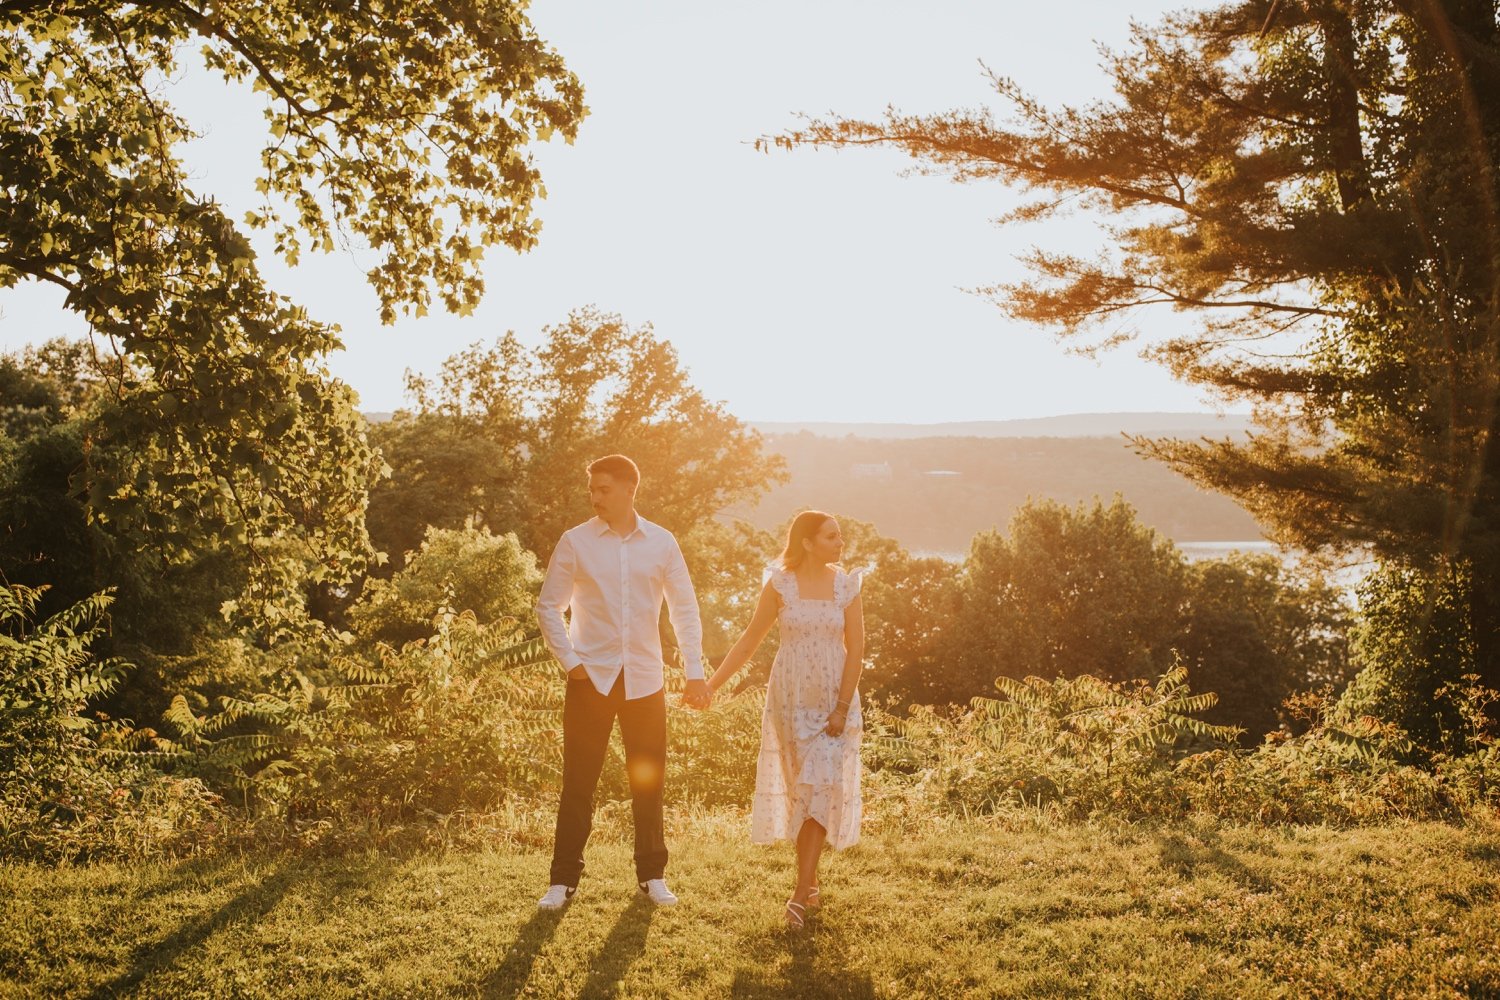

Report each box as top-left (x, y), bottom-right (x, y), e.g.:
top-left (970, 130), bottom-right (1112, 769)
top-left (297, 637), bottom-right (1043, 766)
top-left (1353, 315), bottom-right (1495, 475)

top-left (849, 462), bottom-right (892, 480)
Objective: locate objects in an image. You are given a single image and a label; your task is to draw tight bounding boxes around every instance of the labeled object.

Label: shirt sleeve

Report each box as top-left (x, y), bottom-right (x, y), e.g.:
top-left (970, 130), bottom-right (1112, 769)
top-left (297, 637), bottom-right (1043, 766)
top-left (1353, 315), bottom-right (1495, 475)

top-left (536, 532), bottom-right (583, 673)
top-left (663, 534), bottom-right (706, 681)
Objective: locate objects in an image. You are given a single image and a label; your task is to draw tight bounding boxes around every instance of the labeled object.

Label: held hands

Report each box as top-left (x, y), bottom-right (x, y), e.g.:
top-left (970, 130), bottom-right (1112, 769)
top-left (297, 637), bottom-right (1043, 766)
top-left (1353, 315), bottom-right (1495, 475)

top-left (682, 678), bottom-right (712, 710)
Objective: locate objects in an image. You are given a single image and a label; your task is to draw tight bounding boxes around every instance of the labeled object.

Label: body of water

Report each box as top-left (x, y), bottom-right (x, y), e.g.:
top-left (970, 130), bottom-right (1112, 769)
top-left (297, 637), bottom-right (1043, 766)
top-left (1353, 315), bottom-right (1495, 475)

top-left (1176, 540), bottom-right (1281, 562)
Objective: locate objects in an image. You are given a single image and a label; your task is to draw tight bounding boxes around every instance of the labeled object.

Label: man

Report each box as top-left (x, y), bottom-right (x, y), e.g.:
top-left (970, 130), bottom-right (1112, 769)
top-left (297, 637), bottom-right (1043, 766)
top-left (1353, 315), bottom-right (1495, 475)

top-left (535, 454), bottom-right (710, 910)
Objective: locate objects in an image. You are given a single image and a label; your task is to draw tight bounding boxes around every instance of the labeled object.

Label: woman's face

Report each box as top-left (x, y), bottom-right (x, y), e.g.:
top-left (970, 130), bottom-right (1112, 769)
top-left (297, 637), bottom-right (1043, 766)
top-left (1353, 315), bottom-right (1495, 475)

top-left (803, 517), bottom-right (844, 564)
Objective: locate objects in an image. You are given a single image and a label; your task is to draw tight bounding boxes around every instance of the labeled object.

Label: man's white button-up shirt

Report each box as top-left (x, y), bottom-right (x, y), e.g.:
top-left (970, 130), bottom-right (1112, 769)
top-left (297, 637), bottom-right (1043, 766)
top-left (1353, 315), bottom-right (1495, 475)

top-left (536, 514), bottom-right (706, 700)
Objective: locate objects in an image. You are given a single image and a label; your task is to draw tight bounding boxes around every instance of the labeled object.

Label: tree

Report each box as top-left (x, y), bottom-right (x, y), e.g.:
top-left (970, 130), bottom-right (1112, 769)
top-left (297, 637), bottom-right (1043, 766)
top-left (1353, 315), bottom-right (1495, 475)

top-left (1177, 552), bottom-right (1353, 741)
top-left (347, 525), bottom-right (541, 648)
top-left (1338, 560), bottom-right (1475, 753)
top-left (2, 2), bottom-right (586, 630)
top-left (943, 497), bottom-right (1191, 700)
top-left (399, 307), bottom-right (788, 556)
top-left (0, 345), bottom-right (103, 610)
top-left (364, 413), bottom-right (515, 573)
top-left (677, 518), bottom-right (779, 673)
top-left (0, 341), bottom-right (244, 647)
top-left (768, 1), bottom-right (1500, 695)
top-left (856, 547), bottom-right (963, 706)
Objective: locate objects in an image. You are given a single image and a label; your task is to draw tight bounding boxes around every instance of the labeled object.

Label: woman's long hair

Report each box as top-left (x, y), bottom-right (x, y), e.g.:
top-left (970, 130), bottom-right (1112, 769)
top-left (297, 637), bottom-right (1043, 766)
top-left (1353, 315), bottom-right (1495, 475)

top-left (779, 510), bottom-right (834, 571)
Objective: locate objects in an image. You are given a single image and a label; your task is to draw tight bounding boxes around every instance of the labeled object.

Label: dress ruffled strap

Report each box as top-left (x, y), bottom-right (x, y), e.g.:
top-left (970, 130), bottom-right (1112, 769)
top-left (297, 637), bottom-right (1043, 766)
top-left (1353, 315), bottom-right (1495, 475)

top-left (836, 567), bottom-right (865, 609)
top-left (764, 565), bottom-right (794, 602)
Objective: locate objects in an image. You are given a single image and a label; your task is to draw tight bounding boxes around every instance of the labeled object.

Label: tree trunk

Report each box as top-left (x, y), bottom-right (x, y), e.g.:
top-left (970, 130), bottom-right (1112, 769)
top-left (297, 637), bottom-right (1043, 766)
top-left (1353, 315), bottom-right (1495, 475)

top-left (1468, 411), bottom-right (1500, 696)
top-left (1471, 563), bottom-right (1500, 697)
top-left (1461, 0), bottom-right (1500, 700)
top-left (1317, 3), bottom-right (1372, 211)
top-left (1420, 0), bottom-right (1500, 703)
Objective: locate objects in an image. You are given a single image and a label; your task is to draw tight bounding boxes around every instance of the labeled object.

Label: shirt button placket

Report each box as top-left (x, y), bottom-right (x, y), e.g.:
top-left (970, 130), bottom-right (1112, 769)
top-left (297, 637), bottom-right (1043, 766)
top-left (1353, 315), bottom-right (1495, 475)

top-left (619, 539), bottom-right (629, 679)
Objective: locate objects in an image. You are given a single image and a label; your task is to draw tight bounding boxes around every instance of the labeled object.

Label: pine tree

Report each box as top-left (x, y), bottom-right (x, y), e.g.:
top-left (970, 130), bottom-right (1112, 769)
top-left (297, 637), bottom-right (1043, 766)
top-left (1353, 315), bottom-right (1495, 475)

top-left (768, 1), bottom-right (1500, 693)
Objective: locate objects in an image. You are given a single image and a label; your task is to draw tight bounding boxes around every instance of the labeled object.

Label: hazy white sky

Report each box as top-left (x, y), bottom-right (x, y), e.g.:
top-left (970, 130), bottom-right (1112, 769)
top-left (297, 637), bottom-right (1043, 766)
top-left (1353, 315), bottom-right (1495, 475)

top-left (0, 1), bottom-right (1224, 422)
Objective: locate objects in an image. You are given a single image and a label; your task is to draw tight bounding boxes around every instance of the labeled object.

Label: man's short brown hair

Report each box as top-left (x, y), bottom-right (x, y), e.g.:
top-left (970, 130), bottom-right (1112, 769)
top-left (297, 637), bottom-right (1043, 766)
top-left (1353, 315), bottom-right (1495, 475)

top-left (587, 454), bottom-right (640, 487)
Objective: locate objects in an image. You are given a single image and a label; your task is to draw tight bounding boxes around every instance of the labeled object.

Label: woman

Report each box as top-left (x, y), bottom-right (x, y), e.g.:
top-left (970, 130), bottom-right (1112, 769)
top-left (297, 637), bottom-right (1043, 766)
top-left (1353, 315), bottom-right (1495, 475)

top-left (706, 510), bottom-right (864, 930)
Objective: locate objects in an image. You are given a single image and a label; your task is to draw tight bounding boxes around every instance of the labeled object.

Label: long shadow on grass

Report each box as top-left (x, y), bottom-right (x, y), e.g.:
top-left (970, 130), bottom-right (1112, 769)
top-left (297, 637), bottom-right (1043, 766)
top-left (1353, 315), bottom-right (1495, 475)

top-left (729, 922), bottom-right (876, 999)
top-left (1156, 832), bottom-right (1273, 893)
top-left (478, 907), bottom-right (567, 999)
top-left (574, 896), bottom-right (657, 999)
top-left (1464, 839), bottom-right (1500, 864)
top-left (86, 858), bottom-right (302, 999)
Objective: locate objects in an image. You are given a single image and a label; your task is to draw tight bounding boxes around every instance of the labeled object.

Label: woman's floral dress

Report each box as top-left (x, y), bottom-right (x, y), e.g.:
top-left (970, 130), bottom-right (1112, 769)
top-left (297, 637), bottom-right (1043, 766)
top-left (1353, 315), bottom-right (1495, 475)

top-left (750, 567), bottom-right (863, 849)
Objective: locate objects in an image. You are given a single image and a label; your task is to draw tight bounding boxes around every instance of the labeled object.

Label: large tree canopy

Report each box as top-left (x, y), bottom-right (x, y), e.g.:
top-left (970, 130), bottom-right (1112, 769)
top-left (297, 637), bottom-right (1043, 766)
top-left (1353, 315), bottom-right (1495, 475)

top-left (769, 0), bottom-right (1500, 690)
top-left (1, 2), bottom-right (585, 630)
top-left (2, 0), bottom-right (584, 319)
top-left (376, 307), bottom-right (788, 561)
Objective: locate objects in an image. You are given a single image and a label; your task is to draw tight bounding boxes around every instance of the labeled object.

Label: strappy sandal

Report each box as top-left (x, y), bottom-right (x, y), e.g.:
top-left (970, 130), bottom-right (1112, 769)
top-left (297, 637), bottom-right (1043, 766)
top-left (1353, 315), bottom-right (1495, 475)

top-left (806, 886), bottom-right (821, 911)
top-left (784, 899), bottom-right (807, 930)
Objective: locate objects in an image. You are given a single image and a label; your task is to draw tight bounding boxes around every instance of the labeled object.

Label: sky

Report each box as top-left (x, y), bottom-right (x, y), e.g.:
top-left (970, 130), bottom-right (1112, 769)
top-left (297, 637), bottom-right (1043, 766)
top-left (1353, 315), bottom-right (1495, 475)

top-left (0, 0), bottom-right (1224, 423)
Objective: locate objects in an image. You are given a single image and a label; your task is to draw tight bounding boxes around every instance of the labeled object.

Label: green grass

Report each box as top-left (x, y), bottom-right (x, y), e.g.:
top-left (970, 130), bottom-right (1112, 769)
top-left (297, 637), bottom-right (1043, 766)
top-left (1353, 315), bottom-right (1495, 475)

top-left (3, 812), bottom-right (1498, 998)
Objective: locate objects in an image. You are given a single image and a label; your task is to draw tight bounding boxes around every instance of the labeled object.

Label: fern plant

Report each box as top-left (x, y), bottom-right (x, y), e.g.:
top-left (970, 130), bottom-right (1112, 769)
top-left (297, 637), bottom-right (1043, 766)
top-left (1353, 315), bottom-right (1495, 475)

top-left (864, 664), bottom-right (1242, 820)
top-left (0, 585), bottom-right (131, 759)
top-left (161, 604), bottom-right (565, 826)
top-left (1, 584), bottom-right (221, 860)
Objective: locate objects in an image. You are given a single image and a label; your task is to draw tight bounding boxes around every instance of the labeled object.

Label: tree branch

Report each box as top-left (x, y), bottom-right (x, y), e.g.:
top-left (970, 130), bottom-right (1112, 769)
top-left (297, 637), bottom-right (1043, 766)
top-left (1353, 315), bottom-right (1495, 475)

top-left (777, 128), bottom-right (1210, 220)
top-left (135, 0), bottom-right (350, 121)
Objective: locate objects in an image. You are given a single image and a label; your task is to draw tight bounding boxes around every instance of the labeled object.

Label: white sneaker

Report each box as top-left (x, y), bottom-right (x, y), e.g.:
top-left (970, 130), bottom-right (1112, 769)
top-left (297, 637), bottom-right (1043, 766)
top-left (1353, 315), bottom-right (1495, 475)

top-left (537, 884), bottom-right (576, 910)
top-left (638, 878), bottom-right (678, 906)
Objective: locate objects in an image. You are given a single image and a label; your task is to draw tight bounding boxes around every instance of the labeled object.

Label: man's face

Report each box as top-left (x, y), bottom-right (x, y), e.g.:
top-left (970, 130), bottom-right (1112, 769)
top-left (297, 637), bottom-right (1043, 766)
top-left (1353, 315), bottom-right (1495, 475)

top-left (589, 471), bottom-right (635, 523)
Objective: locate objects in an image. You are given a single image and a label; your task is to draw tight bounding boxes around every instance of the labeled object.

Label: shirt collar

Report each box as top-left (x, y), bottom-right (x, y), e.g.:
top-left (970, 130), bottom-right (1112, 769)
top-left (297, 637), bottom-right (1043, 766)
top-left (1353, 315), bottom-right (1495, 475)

top-left (591, 514), bottom-right (648, 540)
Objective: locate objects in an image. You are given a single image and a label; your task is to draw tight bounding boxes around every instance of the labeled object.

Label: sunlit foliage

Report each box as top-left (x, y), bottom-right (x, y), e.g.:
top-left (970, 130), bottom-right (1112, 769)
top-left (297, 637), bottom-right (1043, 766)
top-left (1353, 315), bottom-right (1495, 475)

top-left (1, 1), bottom-right (585, 631)
top-left (768, 0), bottom-right (1500, 699)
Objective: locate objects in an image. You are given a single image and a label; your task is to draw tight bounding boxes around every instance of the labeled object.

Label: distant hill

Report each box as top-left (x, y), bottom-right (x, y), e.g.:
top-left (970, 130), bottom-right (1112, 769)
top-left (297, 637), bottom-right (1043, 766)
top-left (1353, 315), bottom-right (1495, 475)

top-left (356, 409), bottom-right (1265, 552)
top-left (732, 429), bottom-right (1265, 553)
top-left (750, 412), bottom-right (1254, 440)
top-left (363, 410), bottom-right (1253, 438)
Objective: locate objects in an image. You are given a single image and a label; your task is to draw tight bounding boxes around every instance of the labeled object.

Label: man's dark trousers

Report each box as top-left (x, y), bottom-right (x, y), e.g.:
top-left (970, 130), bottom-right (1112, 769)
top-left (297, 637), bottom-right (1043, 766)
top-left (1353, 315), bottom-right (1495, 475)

top-left (549, 673), bottom-right (668, 888)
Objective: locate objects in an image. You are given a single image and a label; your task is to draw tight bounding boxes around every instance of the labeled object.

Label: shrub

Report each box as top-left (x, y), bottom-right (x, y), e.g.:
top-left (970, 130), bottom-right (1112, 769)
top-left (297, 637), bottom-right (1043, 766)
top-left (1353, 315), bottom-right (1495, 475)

top-left (163, 610), bottom-right (767, 847)
top-left (1337, 560), bottom-right (1476, 756)
top-left (348, 525), bottom-right (541, 647)
top-left (866, 665), bottom-right (1239, 822)
top-left (1428, 674), bottom-right (1500, 814)
top-left (163, 611), bottom-right (559, 831)
top-left (1178, 718), bottom-right (1449, 824)
top-left (0, 584), bottom-right (221, 861)
top-left (865, 664), bottom-right (1499, 827)
top-left (661, 671), bottom-right (764, 807)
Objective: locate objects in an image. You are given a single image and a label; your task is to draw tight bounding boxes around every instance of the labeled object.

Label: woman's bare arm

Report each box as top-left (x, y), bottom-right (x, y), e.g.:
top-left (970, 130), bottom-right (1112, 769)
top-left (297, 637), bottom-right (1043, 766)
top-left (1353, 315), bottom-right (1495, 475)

top-left (826, 593), bottom-right (865, 736)
top-left (707, 577), bottom-right (781, 695)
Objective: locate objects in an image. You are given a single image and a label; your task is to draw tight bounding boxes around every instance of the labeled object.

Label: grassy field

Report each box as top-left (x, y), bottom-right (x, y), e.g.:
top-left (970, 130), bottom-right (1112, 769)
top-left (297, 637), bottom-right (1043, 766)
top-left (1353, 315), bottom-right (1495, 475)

top-left (3, 813), bottom-right (1498, 999)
